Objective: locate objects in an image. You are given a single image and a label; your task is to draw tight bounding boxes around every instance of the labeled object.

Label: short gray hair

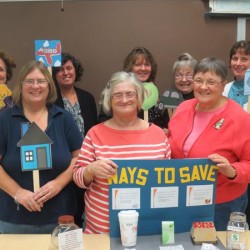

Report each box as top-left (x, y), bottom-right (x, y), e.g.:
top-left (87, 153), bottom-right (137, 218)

top-left (101, 71), bottom-right (144, 115)
top-left (173, 53), bottom-right (197, 74)
top-left (194, 57), bottom-right (228, 80)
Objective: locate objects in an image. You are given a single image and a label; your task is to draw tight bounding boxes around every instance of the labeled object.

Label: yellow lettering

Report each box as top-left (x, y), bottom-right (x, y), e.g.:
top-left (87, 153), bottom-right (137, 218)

top-left (191, 165), bottom-right (201, 181)
top-left (180, 164), bottom-right (218, 183)
top-left (136, 169), bottom-right (149, 185)
top-left (199, 164), bottom-right (209, 180)
top-left (207, 165), bottom-right (218, 181)
top-left (108, 174), bottom-right (118, 185)
top-left (154, 167), bottom-right (165, 184)
top-left (180, 167), bottom-right (190, 183)
top-left (127, 167), bottom-right (137, 184)
top-left (165, 168), bottom-right (175, 184)
top-left (119, 168), bottom-right (129, 184)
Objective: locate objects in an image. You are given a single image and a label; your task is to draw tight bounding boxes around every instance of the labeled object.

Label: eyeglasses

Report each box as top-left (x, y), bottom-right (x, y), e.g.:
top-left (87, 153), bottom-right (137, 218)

top-left (22, 79), bottom-right (48, 86)
top-left (193, 78), bottom-right (223, 86)
top-left (175, 75), bottom-right (193, 81)
top-left (112, 91), bottom-right (137, 100)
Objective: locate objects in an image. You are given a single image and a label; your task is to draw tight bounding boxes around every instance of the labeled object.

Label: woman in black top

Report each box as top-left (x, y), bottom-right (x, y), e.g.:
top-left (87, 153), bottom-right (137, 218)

top-left (52, 52), bottom-right (97, 228)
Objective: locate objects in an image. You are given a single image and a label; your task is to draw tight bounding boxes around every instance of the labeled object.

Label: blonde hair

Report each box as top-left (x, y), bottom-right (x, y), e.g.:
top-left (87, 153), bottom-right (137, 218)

top-left (12, 61), bottom-right (57, 105)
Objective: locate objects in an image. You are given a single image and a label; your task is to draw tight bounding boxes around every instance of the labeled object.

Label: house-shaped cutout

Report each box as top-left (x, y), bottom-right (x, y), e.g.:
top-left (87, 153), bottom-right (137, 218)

top-left (17, 122), bottom-right (53, 171)
top-left (160, 90), bottom-right (184, 108)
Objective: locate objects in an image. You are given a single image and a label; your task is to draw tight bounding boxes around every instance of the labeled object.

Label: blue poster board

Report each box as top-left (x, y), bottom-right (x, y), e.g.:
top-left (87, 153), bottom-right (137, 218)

top-left (35, 40), bottom-right (61, 67)
top-left (109, 158), bottom-right (218, 237)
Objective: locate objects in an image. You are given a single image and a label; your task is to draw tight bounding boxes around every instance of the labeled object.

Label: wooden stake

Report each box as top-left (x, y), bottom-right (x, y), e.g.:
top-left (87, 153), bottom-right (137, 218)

top-left (144, 110), bottom-right (148, 122)
top-left (33, 170), bottom-right (40, 192)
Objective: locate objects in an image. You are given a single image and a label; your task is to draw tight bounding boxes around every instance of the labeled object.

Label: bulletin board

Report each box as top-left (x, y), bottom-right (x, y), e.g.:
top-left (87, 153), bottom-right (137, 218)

top-left (108, 158), bottom-right (218, 237)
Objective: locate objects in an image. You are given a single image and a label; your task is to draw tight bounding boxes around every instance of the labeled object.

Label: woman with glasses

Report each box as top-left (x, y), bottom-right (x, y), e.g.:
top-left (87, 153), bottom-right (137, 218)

top-left (73, 71), bottom-right (171, 234)
top-left (168, 57), bottom-right (250, 231)
top-left (99, 47), bottom-right (169, 129)
top-left (161, 53), bottom-right (197, 126)
top-left (172, 53), bottom-right (197, 100)
top-left (162, 53), bottom-right (197, 104)
top-left (0, 61), bottom-right (82, 233)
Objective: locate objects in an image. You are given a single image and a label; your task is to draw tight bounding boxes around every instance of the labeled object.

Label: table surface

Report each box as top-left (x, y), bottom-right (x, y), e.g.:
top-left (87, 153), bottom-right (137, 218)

top-left (110, 233), bottom-right (226, 250)
top-left (0, 231), bottom-right (249, 250)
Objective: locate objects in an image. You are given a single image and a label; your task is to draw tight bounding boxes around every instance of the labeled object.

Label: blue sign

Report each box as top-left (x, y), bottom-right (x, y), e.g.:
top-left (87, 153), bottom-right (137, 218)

top-left (109, 159), bottom-right (218, 237)
top-left (17, 122), bottom-right (53, 171)
top-left (35, 40), bottom-right (62, 67)
top-left (244, 68), bottom-right (250, 95)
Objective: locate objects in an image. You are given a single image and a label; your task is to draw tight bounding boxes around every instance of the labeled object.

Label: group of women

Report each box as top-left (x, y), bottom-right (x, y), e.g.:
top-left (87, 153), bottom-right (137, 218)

top-left (0, 40), bottom-right (250, 235)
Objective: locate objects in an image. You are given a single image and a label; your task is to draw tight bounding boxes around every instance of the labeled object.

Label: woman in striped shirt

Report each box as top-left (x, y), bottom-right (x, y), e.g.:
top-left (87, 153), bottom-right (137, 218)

top-left (73, 71), bottom-right (171, 234)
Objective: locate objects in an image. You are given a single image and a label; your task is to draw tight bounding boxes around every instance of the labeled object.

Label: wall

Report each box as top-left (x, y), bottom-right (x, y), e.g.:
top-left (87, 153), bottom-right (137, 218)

top-left (0, 0), bottom-right (249, 111)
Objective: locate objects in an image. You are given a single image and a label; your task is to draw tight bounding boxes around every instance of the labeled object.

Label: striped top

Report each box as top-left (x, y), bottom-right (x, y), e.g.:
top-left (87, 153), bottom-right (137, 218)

top-left (73, 122), bottom-right (171, 234)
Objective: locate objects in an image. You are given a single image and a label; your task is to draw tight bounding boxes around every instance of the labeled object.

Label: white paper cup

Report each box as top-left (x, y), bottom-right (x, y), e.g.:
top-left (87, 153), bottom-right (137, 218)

top-left (118, 210), bottom-right (139, 247)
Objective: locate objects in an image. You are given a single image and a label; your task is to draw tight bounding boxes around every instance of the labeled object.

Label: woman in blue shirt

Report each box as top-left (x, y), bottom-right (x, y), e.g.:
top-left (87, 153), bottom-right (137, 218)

top-left (0, 61), bottom-right (82, 234)
top-left (223, 40), bottom-right (250, 110)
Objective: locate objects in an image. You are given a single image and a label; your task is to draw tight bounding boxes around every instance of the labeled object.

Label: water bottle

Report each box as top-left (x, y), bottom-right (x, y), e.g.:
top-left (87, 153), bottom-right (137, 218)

top-left (51, 215), bottom-right (80, 248)
top-left (226, 212), bottom-right (249, 250)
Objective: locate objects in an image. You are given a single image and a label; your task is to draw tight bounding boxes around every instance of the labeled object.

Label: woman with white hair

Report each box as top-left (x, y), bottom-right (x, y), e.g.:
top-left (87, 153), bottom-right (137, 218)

top-left (73, 71), bottom-right (171, 234)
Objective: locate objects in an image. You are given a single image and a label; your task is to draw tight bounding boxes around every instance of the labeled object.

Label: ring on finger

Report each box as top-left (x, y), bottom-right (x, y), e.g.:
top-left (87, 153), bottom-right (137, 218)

top-left (28, 201), bottom-right (32, 206)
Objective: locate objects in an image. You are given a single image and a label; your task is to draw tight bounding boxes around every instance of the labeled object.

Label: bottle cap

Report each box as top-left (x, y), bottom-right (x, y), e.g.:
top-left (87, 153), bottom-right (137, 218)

top-left (58, 215), bottom-right (74, 224)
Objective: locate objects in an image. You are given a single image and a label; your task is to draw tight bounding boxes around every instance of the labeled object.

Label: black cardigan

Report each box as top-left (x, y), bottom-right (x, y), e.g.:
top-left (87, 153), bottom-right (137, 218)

top-left (55, 86), bottom-right (98, 136)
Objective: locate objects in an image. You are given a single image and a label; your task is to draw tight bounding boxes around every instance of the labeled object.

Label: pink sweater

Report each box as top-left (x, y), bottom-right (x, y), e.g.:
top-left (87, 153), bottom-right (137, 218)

top-left (73, 123), bottom-right (171, 234)
top-left (168, 98), bottom-right (250, 204)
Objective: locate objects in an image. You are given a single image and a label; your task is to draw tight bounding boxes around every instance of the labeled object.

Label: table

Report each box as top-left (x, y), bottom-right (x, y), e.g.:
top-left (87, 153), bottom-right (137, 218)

top-left (0, 234), bottom-right (109, 250)
top-left (0, 231), bottom-right (249, 250)
top-left (110, 233), bottom-right (226, 250)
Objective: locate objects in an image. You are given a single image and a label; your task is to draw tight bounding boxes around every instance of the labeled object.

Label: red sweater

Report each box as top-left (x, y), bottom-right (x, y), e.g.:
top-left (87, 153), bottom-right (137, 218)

top-left (168, 98), bottom-right (250, 204)
top-left (73, 123), bottom-right (171, 234)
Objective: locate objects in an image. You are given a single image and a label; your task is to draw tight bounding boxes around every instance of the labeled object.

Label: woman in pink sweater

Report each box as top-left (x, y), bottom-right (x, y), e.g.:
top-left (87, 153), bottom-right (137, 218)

top-left (73, 71), bottom-right (171, 233)
top-left (168, 57), bottom-right (250, 230)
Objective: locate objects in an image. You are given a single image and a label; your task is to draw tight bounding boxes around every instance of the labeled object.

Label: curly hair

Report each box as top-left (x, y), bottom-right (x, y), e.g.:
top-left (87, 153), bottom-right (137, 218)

top-left (0, 50), bottom-right (16, 83)
top-left (52, 52), bottom-right (84, 82)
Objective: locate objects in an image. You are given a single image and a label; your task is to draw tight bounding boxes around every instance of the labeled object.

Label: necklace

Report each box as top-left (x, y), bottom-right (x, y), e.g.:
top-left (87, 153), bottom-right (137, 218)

top-left (23, 107), bottom-right (48, 125)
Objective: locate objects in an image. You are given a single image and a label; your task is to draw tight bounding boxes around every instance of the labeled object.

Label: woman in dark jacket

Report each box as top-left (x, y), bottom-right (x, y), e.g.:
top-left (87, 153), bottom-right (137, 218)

top-left (52, 52), bottom-right (97, 228)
